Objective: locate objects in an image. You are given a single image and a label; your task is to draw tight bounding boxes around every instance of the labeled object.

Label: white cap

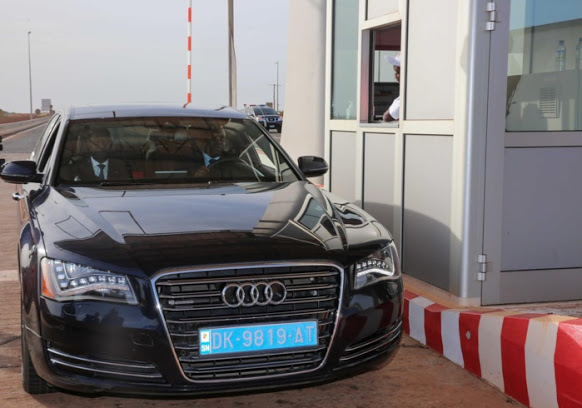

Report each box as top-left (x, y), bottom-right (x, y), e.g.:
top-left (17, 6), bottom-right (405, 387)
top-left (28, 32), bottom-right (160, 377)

top-left (385, 54), bottom-right (401, 66)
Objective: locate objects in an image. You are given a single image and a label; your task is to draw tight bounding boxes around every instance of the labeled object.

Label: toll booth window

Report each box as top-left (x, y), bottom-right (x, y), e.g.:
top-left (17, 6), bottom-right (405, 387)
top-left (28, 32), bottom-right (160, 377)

top-left (368, 24), bottom-right (401, 123)
top-left (331, 0), bottom-right (359, 120)
top-left (506, 0), bottom-right (582, 131)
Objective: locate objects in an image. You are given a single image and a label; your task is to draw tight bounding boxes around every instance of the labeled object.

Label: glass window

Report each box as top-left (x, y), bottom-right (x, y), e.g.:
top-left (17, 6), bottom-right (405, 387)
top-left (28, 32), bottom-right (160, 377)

top-left (254, 107), bottom-right (278, 115)
top-left (368, 24), bottom-right (401, 123)
top-left (31, 115), bottom-right (60, 162)
top-left (331, 0), bottom-right (359, 120)
top-left (37, 121), bottom-right (61, 173)
top-left (55, 118), bottom-right (300, 186)
top-left (506, 0), bottom-right (582, 131)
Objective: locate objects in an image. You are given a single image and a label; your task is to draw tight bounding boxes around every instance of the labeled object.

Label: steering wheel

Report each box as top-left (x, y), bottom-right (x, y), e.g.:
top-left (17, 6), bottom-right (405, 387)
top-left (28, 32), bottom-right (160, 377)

top-left (207, 157), bottom-right (259, 180)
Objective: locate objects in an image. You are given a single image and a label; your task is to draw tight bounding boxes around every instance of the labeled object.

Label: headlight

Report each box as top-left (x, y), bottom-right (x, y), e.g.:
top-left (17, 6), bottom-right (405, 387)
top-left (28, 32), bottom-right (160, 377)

top-left (353, 243), bottom-right (401, 290)
top-left (41, 258), bottom-right (137, 304)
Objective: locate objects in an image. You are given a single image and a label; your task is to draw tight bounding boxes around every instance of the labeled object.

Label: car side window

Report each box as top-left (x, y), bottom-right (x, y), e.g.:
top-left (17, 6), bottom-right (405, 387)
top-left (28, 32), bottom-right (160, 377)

top-left (36, 118), bottom-right (61, 173)
top-left (31, 115), bottom-right (60, 163)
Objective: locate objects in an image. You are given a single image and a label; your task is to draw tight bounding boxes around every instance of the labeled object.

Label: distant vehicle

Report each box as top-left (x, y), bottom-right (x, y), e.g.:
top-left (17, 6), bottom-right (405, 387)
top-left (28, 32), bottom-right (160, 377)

top-left (0, 104), bottom-right (403, 396)
top-left (243, 104), bottom-right (283, 132)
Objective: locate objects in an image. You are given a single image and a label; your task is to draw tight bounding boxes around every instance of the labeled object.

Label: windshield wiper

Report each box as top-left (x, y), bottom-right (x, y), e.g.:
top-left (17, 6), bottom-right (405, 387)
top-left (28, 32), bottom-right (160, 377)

top-left (99, 180), bottom-right (152, 186)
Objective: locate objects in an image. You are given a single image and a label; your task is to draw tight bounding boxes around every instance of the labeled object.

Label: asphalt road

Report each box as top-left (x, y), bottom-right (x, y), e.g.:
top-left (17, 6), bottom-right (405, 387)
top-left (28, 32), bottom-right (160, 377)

top-left (0, 126), bottom-right (517, 407)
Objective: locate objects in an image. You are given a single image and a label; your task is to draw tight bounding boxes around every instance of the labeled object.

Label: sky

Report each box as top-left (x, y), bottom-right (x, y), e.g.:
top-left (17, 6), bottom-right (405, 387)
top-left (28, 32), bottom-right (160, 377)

top-left (0, 0), bottom-right (288, 113)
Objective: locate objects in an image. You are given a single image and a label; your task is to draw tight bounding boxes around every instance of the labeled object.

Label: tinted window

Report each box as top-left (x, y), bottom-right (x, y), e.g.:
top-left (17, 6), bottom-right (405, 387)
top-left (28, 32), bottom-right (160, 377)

top-left (259, 107), bottom-right (278, 115)
top-left (56, 117), bottom-right (299, 186)
top-left (31, 115), bottom-right (60, 162)
top-left (331, 0), bottom-right (359, 119)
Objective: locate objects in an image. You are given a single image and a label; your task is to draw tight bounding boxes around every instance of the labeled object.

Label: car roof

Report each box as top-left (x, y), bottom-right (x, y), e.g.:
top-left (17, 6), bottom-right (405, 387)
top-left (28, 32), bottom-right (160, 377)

top-left (65, 104), bottom-right (247, 121)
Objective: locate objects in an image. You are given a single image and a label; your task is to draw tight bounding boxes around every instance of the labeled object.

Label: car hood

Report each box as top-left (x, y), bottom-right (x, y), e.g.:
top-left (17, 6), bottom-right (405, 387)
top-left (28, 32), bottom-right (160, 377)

top-left (35, 181), bottom-right (392, 278)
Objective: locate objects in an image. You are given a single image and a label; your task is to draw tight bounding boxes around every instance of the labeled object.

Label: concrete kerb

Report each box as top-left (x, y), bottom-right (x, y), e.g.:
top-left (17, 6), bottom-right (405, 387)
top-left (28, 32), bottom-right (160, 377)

top-left (402, 289), bottom-right (582, 407)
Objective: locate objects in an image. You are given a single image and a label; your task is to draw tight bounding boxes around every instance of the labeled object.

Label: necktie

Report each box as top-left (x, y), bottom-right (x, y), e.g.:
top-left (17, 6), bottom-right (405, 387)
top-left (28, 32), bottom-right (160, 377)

top-left (97, 163), bottom-right (106, 179)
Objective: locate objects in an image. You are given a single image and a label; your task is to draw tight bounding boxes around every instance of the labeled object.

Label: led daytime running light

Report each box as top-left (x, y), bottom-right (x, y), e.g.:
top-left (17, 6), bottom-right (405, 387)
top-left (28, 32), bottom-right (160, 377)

top-left (41, 258), bottom-right (137, 304)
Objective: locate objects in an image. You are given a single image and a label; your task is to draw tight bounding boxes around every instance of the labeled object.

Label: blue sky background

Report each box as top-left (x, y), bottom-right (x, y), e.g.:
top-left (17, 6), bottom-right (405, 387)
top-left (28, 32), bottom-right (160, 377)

top-left (0, 0), bottom-right (288, 113)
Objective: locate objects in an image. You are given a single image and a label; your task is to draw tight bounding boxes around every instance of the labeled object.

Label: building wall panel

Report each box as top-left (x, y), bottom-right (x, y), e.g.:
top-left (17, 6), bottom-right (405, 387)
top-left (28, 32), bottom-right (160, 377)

top-left (406, 0), bottom-right (458, 120)
top-left (403, 134), bottom-right (454, 290)
top-left (330, 131), bottom-right (357, 202)
top-left (363, 132), bottom-right (396, 236)
top-left (366, 0), bottom-right (399, 20)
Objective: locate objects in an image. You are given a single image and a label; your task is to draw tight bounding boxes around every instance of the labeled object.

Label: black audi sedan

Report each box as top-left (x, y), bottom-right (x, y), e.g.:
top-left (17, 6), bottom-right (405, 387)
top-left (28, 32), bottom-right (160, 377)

top-left (0, 105), bottom-right (403, 395)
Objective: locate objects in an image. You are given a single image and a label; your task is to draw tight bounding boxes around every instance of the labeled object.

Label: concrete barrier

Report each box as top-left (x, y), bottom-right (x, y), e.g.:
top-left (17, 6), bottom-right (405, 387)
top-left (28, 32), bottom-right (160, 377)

top-left (403, 290), bottom-right (582, 408)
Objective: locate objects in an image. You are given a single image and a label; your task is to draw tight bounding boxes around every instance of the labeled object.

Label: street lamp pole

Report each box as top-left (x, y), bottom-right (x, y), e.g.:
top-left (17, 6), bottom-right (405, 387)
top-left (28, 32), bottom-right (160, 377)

top-left (27, 31), bottom-right (33, 119)
top-left (275, 61), bottom-right (279, 112)
top-left (227, 0), bottom-right (237, 107)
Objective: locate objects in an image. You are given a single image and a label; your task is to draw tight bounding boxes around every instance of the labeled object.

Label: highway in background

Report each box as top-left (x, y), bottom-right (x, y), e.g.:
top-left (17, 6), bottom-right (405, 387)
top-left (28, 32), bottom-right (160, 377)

top-left (1, 123), bottom-right (45, 154)
top-left (0, 126), bottom-right (516, 407)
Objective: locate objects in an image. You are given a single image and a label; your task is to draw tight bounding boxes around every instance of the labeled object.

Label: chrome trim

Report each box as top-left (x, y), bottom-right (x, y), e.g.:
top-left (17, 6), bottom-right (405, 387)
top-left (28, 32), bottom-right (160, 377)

top-left (221, 280), bottom-right (287, 308)
top-left (50, 358), bottom-right (163, 379)
top-left (151, 260), bottom-right (344, 384)
top-left (47, 348), bottom-right (157, 370)
top-left (184, 356), bottom-right (320, 375)
top-left (155, 270), bottom-right (337, 286)
top-left (25, 326), bottom-right (42, 339)
top-left (340, 321), bottom-right (403, 362)
top-left (165, 308), bottom-right (335, 327)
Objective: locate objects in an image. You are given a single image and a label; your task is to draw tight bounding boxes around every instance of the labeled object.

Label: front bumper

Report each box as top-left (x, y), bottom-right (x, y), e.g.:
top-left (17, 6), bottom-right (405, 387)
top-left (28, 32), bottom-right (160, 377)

top-left (30, 269), bottom-right (403, 395)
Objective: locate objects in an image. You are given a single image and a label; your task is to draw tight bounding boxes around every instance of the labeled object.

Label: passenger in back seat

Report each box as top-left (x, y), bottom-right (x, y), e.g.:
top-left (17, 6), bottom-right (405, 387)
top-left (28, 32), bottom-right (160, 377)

top-left (60, 128), bottom-right (132, 182)
top-left (144, 128), bottom-right (206, 178)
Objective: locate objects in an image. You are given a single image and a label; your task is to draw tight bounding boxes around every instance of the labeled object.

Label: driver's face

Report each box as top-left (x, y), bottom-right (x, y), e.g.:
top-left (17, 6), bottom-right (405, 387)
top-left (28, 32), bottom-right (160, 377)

top-left (86, 129), bottom-right (113, 153)
top-left (207, 133), bottom-right (227, 157)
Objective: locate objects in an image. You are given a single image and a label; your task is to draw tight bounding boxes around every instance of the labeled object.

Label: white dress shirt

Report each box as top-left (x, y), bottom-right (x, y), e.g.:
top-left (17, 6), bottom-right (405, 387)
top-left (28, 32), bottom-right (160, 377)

top-left (90, 157), bottom-right (109, 179)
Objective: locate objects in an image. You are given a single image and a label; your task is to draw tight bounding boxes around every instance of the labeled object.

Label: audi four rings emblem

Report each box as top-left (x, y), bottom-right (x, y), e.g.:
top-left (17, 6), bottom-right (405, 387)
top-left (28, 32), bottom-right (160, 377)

top-left (221, 281), bottom-right (287, 307)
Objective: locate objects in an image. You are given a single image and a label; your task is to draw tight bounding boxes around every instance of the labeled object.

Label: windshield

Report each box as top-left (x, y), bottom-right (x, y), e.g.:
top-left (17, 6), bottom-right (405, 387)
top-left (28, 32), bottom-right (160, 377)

top-left (56, 117), bottom-right (299, 186)
top-left (253, 107), bottom-right (278, 115)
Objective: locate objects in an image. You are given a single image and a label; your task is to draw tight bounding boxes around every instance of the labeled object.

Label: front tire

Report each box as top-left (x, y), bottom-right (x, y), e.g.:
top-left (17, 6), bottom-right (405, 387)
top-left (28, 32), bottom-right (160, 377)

top-left (21, 308), bottom-right (52, 394)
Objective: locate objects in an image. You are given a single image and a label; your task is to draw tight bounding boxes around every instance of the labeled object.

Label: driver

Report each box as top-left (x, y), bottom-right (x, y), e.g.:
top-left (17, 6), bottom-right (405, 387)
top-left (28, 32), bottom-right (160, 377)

top-left (193, 129), bottom-right (233, 177)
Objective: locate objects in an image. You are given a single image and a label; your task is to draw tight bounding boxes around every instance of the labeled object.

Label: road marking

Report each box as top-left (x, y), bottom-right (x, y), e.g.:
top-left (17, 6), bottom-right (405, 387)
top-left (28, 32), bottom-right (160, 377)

top-left (1, 122), bottom-right (46, 141)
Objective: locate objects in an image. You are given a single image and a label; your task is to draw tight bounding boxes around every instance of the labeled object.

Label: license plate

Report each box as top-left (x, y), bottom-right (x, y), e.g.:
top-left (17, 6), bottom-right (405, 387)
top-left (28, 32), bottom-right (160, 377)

top-left (199, 320), bottom-right (318, 356)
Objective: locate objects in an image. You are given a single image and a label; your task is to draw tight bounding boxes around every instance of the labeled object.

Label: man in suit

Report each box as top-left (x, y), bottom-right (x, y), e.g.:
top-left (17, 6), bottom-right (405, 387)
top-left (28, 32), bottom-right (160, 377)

top-left (60, 128), bottom-right (131, 182)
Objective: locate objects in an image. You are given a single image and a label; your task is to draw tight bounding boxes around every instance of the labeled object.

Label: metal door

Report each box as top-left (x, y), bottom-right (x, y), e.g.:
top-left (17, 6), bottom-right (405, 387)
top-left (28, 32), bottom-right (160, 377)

top-left (482, 0), bottom-right (582, 305)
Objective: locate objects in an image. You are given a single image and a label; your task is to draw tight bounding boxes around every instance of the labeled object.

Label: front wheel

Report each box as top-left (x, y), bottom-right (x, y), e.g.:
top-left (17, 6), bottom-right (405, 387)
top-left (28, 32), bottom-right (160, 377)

top-left (21, 307), bottom-right (53, 394)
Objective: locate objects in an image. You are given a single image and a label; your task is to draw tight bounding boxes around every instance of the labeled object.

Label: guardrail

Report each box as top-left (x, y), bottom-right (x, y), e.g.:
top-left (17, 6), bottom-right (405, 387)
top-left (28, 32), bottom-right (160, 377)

top-left (0, 117), bottom-right (50, 137)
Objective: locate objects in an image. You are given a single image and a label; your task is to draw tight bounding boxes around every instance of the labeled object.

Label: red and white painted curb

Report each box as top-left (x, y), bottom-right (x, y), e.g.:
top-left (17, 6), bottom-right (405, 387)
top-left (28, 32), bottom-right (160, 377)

top-left (403, 290), bottom-right (582, 408)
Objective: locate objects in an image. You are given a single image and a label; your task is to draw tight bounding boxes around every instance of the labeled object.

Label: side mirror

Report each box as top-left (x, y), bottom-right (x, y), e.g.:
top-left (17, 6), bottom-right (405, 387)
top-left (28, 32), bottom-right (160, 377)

top-left (298, 156), bottom-right (328, 178)
top-left (0, 160), bottom-right (43, 184)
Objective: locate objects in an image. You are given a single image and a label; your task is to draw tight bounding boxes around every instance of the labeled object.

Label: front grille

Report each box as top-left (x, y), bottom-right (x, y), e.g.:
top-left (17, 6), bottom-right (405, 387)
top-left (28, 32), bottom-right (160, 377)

top-left (47, 346), bottom-right (165, 383)
top-left (337, 320), bottom-right (402, 368)
top-left (155, 264), bottom-right (342, 381)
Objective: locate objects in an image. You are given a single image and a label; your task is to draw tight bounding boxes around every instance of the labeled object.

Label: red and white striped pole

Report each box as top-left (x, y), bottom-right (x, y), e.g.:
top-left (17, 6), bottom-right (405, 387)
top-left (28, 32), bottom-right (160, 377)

top-left (186, 0), bottom-right (192, 105)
